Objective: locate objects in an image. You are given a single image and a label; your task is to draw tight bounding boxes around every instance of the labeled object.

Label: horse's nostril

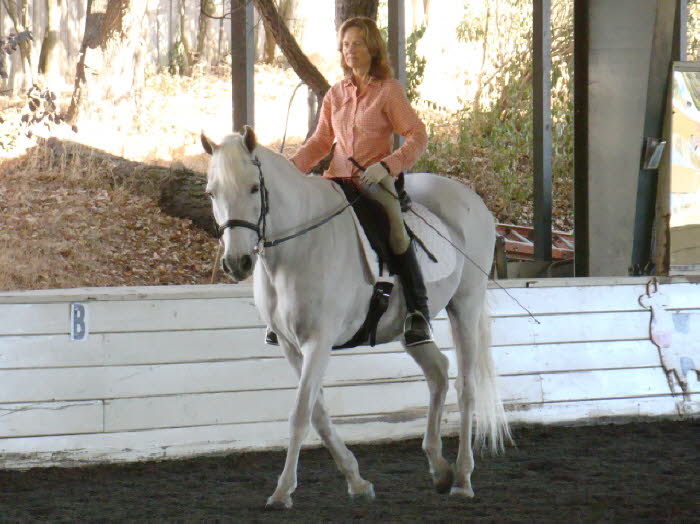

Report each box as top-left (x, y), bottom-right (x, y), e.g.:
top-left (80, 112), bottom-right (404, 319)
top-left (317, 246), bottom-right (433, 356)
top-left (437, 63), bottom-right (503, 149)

top-left (241, 255), bottom-right (252, 272)
top-left (221, 258), bottom-right (230, 274)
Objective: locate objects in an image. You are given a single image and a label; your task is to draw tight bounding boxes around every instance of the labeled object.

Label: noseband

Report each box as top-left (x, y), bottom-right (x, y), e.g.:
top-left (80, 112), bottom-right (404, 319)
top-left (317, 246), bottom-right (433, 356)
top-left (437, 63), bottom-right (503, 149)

top-left (215, 156), bottom-right (270, 250)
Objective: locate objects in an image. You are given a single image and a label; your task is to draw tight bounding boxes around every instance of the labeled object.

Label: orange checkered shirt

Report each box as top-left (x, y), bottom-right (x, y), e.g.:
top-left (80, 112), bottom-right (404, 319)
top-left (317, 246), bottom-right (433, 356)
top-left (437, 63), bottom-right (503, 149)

top-left (290, 77), bottom-right (428, 180)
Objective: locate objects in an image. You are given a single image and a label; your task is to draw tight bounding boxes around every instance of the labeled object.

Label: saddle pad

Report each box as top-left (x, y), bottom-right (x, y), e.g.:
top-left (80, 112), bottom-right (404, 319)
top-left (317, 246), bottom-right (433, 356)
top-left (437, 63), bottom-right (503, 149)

top-left (332, 184), bottom-right (456, 284)
top-left (404, 203), bottom-right (457, 283)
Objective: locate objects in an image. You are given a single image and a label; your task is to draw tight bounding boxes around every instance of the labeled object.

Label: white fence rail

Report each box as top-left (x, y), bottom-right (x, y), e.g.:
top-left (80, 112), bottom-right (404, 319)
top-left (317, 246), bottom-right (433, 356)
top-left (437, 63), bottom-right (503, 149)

top-left (1, 277), bottom-right (698, 468)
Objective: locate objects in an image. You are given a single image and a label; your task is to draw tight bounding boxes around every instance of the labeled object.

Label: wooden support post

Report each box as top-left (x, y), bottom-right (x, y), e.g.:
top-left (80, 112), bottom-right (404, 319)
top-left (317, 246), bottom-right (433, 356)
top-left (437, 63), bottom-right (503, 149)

top-left (231, 0), bottom-right (254, 131)
top-left (533, 0), bottom-right (552, 262)
top-left (388, 0), bottom-right (405, 149)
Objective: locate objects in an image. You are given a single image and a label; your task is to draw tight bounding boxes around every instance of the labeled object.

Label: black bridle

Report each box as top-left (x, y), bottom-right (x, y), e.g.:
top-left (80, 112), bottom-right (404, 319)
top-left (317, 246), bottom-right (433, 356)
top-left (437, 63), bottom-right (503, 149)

top-left (215, 156), bottom-right (270, 249)
top-left (214, 155), bottom-right (357, 252)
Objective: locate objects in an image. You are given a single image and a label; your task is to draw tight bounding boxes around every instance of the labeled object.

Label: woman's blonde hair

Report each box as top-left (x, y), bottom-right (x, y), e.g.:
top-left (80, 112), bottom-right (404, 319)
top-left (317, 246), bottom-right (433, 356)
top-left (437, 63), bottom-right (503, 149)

top-left (337, 17), bottom-right (394, 80)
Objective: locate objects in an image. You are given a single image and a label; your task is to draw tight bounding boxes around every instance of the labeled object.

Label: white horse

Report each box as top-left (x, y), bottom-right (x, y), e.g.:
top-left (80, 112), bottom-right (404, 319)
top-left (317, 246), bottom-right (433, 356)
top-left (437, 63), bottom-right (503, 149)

top-left (202, 127), bottom-right (510, 509)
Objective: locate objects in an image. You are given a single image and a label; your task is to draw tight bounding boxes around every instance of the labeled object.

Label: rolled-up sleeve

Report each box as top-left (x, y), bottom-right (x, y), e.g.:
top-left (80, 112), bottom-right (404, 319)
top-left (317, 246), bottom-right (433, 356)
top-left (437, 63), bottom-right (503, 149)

top-left (381, 79), bottom-right (428, 176)
top-left (290, 90), bottom-right (335, 174)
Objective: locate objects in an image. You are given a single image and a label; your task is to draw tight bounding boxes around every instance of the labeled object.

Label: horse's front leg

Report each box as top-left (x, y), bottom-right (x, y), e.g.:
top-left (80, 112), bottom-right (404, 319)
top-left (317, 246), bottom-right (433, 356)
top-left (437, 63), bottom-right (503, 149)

top-left (266, 339), bottom-right (330, 510)
top-left (276, 337), bottom-right (374, 502)
top-left (311, 390), bottom-right (375, 499)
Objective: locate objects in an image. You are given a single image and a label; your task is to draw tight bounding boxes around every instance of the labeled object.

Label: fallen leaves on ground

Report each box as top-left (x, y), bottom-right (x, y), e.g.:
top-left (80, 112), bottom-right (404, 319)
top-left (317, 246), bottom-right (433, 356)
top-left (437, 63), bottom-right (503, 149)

top-left (0, 152), bottom-right (220, 291)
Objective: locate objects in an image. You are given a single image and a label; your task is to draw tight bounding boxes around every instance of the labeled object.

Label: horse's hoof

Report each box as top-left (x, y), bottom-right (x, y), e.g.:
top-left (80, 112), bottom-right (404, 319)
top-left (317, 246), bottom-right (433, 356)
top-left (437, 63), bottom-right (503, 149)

top-left (434, 465), bottom-right (455, 494)
top-left (450, 486), bottom-right (475, 498)
top-left (265, 496), bottom-right (293, 510)
top-left (350, 481), bottom-right (375, 501)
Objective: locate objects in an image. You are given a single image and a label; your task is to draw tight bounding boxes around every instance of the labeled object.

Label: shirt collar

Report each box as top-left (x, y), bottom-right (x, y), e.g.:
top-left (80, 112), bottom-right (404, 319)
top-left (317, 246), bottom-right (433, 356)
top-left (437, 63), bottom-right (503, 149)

top-left (342, 75), bottom-right (380, 89)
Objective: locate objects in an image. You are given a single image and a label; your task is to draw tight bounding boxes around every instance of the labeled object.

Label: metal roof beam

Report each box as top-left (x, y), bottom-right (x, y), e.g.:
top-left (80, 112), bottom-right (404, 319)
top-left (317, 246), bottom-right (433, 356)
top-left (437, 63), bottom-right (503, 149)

top-left (533, 0), bottom-right (553, 262)
top-left (231, 0), bottom-right (255, 131)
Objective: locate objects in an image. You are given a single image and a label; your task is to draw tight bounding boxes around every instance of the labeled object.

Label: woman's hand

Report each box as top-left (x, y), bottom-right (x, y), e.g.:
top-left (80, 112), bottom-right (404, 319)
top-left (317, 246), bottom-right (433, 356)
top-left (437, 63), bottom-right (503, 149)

top-left (360, 162), bottom-right (390, 186)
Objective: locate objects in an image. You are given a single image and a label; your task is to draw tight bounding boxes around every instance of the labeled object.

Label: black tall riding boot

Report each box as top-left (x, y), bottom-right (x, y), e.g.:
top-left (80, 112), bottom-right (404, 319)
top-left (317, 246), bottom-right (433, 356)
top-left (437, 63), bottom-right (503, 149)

top-left (393, 241), bottom-right (433, 346)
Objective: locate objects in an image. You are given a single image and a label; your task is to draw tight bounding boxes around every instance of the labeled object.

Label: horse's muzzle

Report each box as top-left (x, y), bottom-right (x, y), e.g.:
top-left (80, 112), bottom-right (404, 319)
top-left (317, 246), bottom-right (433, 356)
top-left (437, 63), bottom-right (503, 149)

top-left (222, 254), bottom-right (254, 281)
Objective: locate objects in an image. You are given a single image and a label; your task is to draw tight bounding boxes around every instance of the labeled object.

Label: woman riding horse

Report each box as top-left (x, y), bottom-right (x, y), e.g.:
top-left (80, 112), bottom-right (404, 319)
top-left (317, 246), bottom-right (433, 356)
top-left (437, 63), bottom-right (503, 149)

top-left (267, 16), bottom-right (432, 347)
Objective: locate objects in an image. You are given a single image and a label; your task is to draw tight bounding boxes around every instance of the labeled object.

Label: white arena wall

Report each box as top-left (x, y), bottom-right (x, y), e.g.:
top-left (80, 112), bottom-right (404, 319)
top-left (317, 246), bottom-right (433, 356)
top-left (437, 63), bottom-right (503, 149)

top-left (1, 277), bottom-right (698, 469)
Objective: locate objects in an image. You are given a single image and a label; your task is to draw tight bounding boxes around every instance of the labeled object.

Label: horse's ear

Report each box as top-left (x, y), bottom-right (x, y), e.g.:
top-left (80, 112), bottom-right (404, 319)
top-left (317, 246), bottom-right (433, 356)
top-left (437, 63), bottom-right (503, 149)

top-left (243, 125), bottom-right (257, 153)
top-left (201, 132), bottom-right (217, 155)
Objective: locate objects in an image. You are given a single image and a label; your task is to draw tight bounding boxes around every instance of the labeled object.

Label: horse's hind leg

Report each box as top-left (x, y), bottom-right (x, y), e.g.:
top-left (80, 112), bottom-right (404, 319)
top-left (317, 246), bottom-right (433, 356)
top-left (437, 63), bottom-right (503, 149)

top-left (276, 339), bottom-right (374, 501)
top-left (404, 340), bottom-right (454, 493)
top-left (445, 294), bottom-right (482, 498)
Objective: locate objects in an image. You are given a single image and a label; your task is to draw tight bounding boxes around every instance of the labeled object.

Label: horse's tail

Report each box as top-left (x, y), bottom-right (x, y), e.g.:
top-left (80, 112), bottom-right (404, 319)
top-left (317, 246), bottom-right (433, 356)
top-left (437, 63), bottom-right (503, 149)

top-left (473, 302), bottom-right (512, 453)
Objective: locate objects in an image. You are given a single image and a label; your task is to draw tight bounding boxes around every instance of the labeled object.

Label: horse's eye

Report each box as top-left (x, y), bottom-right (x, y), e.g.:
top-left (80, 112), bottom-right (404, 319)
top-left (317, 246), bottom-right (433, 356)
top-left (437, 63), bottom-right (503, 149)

top-left (251, 184), bottom-right (260, 194)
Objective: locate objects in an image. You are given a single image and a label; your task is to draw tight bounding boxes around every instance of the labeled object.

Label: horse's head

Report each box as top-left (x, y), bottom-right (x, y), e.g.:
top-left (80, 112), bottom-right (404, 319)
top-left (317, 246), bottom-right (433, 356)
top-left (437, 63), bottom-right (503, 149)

top-left (202, 126), bottom-right (264, 281)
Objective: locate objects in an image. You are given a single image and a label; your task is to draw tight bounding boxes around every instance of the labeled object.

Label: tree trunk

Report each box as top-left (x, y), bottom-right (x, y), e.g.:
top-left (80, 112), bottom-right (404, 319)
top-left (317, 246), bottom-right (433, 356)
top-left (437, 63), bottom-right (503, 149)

top-left (18, 0), bottom-right (32, 81)
top-left (42, 138), bottom-right (216, 236)
top-left (38, 0), bottom-right (62, 80)
top-left (262, 22), bottom-right (276, 64)
top-left (67, 0), bottom-right (148, 124)
top-left (66, 0), bottom-right (93, 123)
top-left (252, 0), bottom-right (330, 100)
top-left (196, 0), bottom-right (216, 62)
top-left (178, 0), bottom-right (193, 74)
top-left (472, 2), bottom-right (491, 113)
top-left (100, 0), bottom-right (128, 42)
top-left (262, 0), bottom-right (297, 64)
top-left (335, 0), bottom-right (378, 29)
top-left (2, 0), bottom-right (34, 88)
top-left (159, 168), bottom-right (215, 235)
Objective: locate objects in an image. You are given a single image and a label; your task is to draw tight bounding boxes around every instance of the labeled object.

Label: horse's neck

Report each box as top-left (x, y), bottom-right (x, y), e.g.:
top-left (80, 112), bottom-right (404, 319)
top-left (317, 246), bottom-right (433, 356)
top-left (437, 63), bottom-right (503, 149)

top-left (256, 147), bottom-right (335, 226)
top-left (253, 148), bottom-right (371, 337)
top-left (255, 147), bottom-right (345, 268)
